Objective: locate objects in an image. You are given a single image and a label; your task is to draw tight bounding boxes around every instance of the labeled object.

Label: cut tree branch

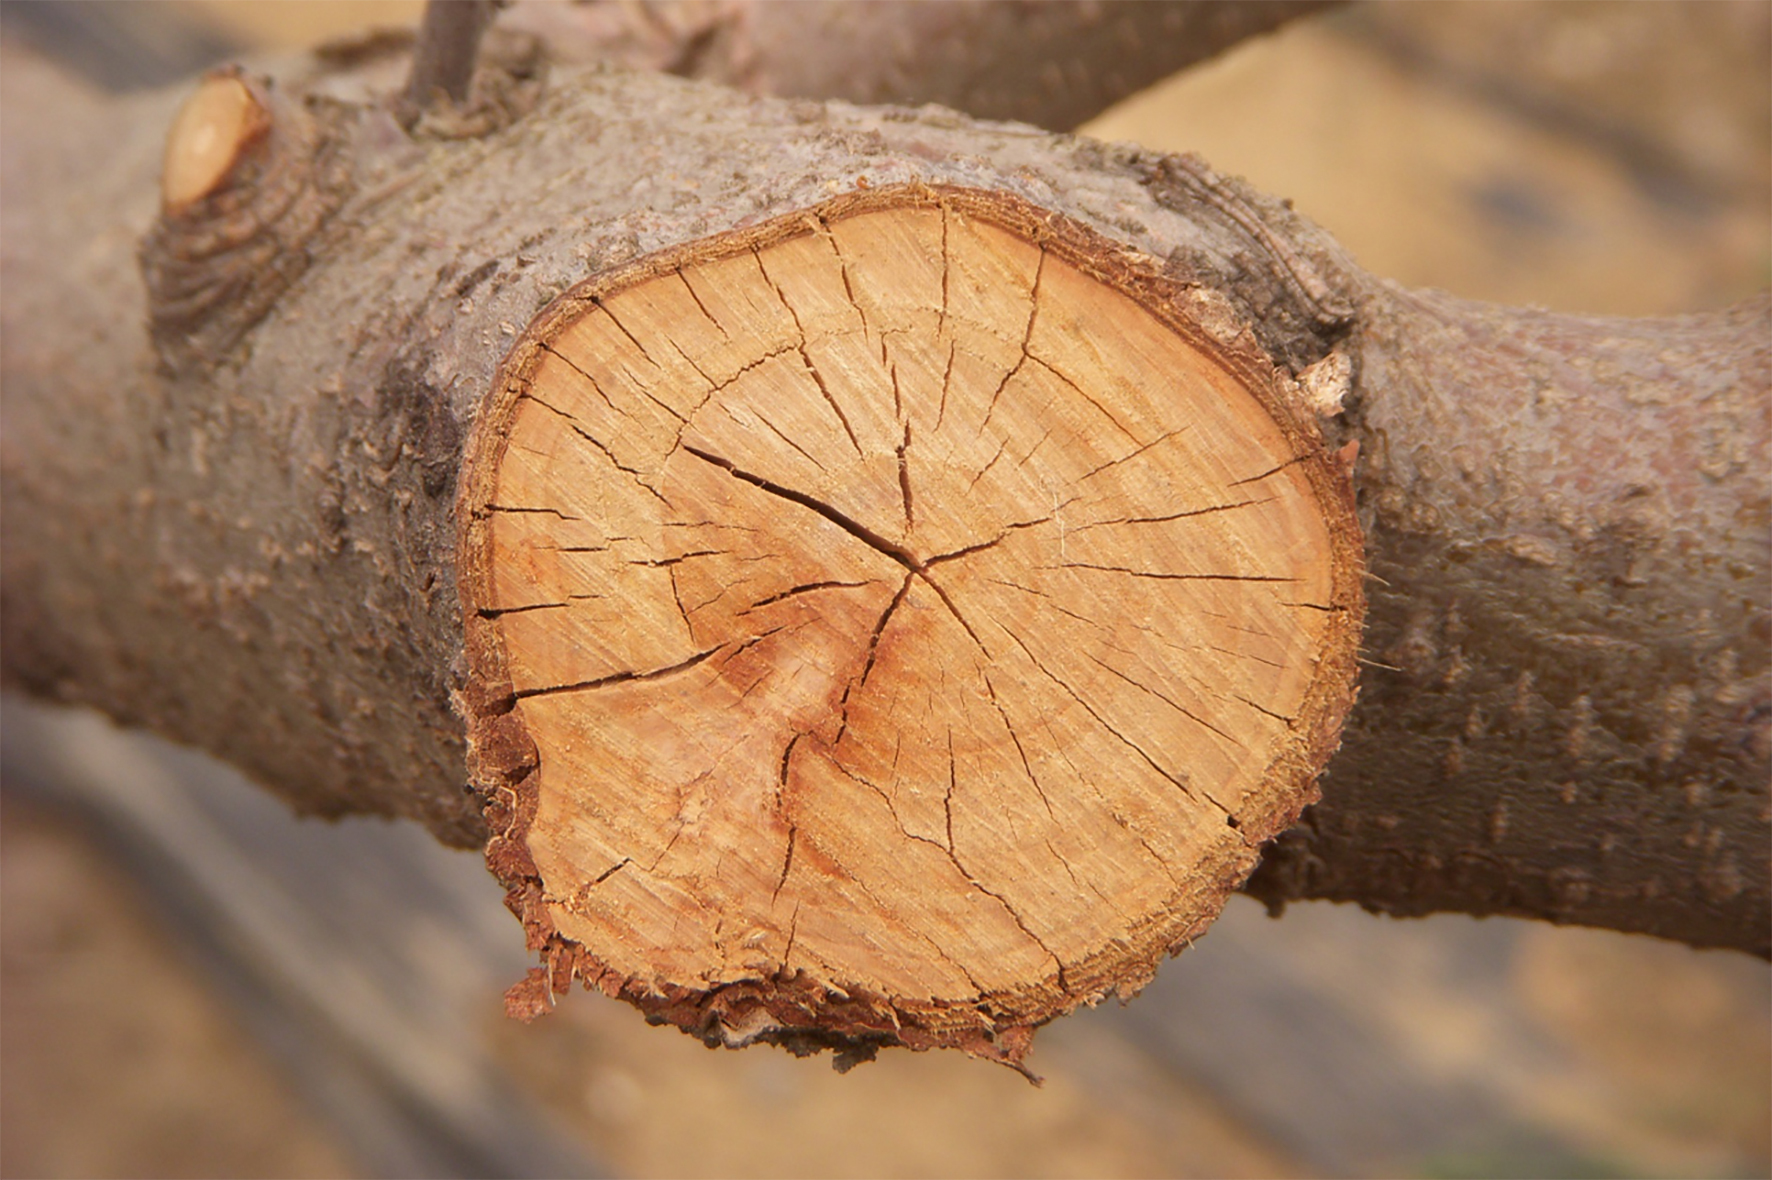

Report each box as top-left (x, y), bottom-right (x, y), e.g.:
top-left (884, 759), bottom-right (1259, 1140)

top-left (1, 29), bottom-right (1764, 1047)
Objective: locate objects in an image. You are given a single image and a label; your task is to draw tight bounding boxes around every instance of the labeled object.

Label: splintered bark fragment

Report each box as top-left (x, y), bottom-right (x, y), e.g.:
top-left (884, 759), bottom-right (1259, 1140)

top-left (474, 186), bottom-right (1362, 1064)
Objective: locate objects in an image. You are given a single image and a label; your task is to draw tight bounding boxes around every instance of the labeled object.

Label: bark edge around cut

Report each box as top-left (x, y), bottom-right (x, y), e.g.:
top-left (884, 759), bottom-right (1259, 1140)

top-left (455, 183), bottom-right (1365, 1065)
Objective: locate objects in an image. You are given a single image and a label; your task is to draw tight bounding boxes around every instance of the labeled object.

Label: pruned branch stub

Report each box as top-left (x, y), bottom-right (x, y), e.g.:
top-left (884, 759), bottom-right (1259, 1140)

top-left (457, 184), bottom-right (1364, 1066)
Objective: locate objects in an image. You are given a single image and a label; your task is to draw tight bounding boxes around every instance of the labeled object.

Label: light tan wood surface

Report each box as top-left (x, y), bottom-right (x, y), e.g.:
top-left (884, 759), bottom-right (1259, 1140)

top-left (158, 70), bottom-right (266, 212)
top-left (461, 186), bottom-right (1361, 1060)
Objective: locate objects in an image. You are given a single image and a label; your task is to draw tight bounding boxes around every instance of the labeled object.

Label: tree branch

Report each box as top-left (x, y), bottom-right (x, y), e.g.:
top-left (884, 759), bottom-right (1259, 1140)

top-left (1247, 288), bottom-right (1771, 954)
top-left (403, 0), bottom-right (498, 115)
top-left (502, 0), bottom-right (1338, 130)
top-left (1, 47), bottom-right (1764, 959)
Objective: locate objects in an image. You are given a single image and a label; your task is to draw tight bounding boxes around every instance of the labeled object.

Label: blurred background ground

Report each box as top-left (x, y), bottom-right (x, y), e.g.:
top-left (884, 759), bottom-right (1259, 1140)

top-left (1, 3), bottom-right (1768, 1178)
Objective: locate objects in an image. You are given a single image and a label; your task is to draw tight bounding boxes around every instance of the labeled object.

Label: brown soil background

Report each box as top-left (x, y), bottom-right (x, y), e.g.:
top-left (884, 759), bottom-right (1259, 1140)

top-left (2, 3), bottom-right (1767, 1178)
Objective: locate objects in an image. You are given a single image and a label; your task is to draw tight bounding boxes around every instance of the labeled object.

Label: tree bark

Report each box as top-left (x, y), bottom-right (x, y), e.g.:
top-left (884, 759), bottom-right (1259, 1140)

top-left (499, 0), bottom-right (1337, 132)
top-left (1246, 287), bottom-right (1770, 954)
top-left (1, 31), bottom-right (1765, 1045)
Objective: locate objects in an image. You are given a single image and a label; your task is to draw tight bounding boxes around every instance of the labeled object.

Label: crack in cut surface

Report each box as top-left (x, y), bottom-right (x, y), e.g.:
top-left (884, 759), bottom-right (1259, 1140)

top-left (683, 445), bottom-right (919, 572)
top-left (512, 645), bottom-right (723, 700)
top-left (740, 580), bottom-right (878, 614)
top-left (844, 747), bottom-right (1068, 991)
top-left (1046, 563), bottom-right (1298, 584)
top-left (1073, 496), bottom-right (1275, 531)
top-left (836, 573), bottom-right (915, 741)
top-left (896, 423), bottom-right (914, 527)
top-left (999, 625), bottom-right (1231, 815)
top-left (510, 625), bottom-right (789, 701)
top-left (469, 189), bottom-right (1360, 1048)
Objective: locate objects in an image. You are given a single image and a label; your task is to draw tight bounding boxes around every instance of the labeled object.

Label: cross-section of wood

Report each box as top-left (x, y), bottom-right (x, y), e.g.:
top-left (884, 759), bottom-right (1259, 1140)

top-left (459, 185), bottom-right (1363, 1066)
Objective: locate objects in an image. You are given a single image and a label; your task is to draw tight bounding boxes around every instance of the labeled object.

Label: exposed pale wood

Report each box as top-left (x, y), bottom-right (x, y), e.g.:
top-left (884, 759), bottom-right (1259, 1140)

top-left (158, 70), bottom-right (267, 213)
top-left (459, 186), bottom-right (1363, 1063)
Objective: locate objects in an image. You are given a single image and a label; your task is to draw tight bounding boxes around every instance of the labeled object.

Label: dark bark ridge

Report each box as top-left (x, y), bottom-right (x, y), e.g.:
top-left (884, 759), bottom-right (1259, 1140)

top-left (1, 52), bottom-right (1765, 958)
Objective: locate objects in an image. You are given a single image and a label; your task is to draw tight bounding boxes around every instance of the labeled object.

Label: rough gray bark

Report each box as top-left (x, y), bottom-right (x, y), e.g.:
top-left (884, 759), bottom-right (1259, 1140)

top-left (1, 43), bottom-right (1765, 955)
top-left (1247, 289), bottom-right (1771, 953)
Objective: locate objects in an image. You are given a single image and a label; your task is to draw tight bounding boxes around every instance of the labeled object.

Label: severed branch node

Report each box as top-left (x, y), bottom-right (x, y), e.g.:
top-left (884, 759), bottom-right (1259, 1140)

top-left (457, 185), bottom-right (1365, 1068)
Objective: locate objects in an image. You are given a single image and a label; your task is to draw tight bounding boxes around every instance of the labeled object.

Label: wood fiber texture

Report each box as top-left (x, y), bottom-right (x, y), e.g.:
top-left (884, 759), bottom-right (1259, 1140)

top-left (459, 186), bottom-right (1363, 1061)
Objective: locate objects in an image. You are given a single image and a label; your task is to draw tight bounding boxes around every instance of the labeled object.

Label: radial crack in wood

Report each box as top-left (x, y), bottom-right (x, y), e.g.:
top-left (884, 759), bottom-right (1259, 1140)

top-left (458, 186), bottom-right (1364, 1067)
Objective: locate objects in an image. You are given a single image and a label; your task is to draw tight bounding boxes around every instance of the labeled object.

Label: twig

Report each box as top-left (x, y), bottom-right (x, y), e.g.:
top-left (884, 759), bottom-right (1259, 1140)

top-left (403, 0), bottom-right (498, 119)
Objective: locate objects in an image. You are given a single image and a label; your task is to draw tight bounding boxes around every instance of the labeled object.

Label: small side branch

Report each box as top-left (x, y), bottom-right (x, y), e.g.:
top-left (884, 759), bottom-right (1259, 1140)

top-left (402, 0), bottom-right (499, 120)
